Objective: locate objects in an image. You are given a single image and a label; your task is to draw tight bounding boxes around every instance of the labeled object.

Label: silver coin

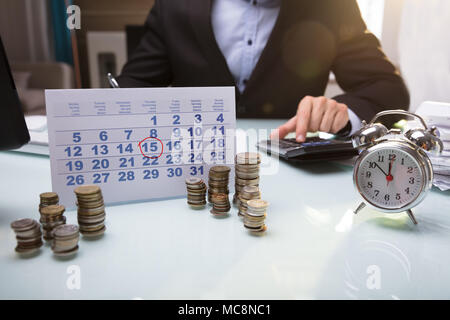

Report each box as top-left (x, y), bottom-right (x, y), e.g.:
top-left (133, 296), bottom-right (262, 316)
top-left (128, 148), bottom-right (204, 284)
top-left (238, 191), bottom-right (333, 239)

top-left (53, 224), bottom-right (79, 238)
top-left (11, 218), bottom-right (35, 231)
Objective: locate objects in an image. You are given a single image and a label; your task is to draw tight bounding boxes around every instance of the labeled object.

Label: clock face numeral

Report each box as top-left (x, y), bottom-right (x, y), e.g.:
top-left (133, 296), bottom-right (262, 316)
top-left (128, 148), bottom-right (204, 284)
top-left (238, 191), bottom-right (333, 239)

top-left (357, 148), bottom-right (423, 209)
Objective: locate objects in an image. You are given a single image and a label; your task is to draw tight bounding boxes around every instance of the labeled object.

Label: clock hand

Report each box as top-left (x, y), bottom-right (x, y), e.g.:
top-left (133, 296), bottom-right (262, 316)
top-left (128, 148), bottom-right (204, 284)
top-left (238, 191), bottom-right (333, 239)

top-left (386, 158), bottom-right (395, 186)
top-left (374, 162), bottom-right (388, 177)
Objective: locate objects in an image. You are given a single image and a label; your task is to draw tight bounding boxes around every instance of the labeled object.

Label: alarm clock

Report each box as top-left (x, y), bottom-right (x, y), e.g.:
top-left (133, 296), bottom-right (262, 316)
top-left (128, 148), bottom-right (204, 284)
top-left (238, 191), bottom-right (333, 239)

top-left (351, 110), bottom-right (443, 224)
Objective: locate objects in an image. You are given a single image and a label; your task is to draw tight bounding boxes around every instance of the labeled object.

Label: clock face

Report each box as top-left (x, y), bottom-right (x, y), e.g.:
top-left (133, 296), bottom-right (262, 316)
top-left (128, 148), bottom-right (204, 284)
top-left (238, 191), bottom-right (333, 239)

top-left (356, 147), bottom-right (425, 210)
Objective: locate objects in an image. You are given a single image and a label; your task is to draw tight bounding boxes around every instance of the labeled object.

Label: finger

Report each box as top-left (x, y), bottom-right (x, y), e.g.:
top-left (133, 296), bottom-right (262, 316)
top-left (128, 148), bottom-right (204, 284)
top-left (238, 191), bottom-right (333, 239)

top-left (331, 104), bottom-right (349, 133)
top-left (319, 100), bottom-right (338, 132)
top-left (269, 129), bottom-right (279, 140)
top-left (271, 115), bottom-right (297, 139)
top-left (309, 97), bottom-right (327, 132)
top-left (296, 96), bottom-right (313, 142)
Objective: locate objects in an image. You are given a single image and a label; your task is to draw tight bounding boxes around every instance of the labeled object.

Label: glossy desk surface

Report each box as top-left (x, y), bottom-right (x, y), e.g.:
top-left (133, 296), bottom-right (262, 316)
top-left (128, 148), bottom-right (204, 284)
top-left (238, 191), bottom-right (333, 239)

top-left (1, 120), bottom-right (450, 300)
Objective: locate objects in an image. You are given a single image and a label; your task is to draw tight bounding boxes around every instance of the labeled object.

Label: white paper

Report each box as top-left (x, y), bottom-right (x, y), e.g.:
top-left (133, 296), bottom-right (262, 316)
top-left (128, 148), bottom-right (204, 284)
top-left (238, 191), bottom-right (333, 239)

top-left (434, 174), bottom-right (450, 191)
top-left (45, 87), bottom-right (236, 207)
top-left (411, 101), bottom-right (450, 192)
top-left (25, 115), bottom-right (47, 131)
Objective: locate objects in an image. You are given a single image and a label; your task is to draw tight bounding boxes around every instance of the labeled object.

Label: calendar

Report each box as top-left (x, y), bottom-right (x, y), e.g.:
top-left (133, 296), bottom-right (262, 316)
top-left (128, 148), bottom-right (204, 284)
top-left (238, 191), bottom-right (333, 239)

top-left (45, 87), bottom-right (236, 207)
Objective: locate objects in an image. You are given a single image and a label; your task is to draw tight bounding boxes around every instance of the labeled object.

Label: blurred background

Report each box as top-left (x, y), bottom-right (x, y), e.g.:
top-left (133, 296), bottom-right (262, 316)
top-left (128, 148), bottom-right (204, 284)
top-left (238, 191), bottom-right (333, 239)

top-left (0, 0), bottom-right (449, 116)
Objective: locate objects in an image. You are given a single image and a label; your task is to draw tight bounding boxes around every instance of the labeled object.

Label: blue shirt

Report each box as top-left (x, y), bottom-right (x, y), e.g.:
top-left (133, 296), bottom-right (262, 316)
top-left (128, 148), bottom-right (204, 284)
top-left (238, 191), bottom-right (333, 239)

top-left (211, 0), bottom-right (361, 134)
top-left (211, 0), bottom-right (281, 93)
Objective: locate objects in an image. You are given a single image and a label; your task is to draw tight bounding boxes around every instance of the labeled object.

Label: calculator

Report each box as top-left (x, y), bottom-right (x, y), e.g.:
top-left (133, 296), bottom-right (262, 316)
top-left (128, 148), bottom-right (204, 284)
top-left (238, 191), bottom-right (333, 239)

top-left (257, 137), bottom-right (358, 162)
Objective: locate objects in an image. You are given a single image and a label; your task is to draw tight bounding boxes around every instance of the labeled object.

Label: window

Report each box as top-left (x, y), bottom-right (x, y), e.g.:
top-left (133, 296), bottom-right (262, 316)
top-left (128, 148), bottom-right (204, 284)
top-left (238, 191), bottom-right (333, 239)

top-left (357, 0), bottom-right (385, 39)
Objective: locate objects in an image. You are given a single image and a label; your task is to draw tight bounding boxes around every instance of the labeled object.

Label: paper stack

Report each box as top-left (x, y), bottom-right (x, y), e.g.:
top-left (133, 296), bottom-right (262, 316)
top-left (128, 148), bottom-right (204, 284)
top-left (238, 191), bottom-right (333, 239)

top-left (415, 101), bottom-right (450, 191)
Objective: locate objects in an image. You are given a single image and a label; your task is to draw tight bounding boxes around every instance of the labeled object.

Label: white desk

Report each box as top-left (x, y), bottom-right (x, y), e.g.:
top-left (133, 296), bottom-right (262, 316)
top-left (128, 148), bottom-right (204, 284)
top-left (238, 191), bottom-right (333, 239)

top-left (1, 120), bottom-right (450, 299)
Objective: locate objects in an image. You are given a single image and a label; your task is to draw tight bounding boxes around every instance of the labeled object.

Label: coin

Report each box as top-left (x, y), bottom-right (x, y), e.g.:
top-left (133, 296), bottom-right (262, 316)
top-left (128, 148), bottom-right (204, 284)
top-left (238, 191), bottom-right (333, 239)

top-left (235, 152), bottom-right (261, 165)
top-left (186, 178), bottom-right (207, 209)
top-left (40, 205), bottom-right (65, 216)
top-left (39, 203), bottom-right (66, 241)
top-left (15, 245), bottom-right (42, 255)
top-left (74, 186), bottom-right (106, 237)
top-left (39, 192), bottom-right (59, 210)
top-left (11, 218), bottom-right (35, 231)
top-left (210, 193), bottom-right (230, 216)
top-left (77, 212), bottom-right (105, 224)
top-left (53, 224), bottom-right (79, 238)
top-left (237, 186), bottom-right (261, 217)
top-left (234, 152), bottom-right (261, 206)
top-left (210, 166), bottom-right (231, 173)
top-left (74, 185), bottom-right (101, 196)
top-left (235, 177), bottom-right (259, 185)
top-left (247, 199), bottom-right (269, 210)
top-left (52, 245), bottom-right (79, 257)
top-left (79, 223), bottom-right (105, 232)
top-left (81, 225), bottom-right (106, 237)
top-left (11, 219), bottom-right (43, 254)
top-left (244, 199), bottom-right (269, 233)
top-left (207, 166), bottom-right (231, 203)
top-left (77, 206), bottom-right (105, 216)
top-left (185, 177), bottom-right (202, 185)
top-left (40, 192), bottom-right (58, 200)
top-left (51, 224), bottom-right (79, 256)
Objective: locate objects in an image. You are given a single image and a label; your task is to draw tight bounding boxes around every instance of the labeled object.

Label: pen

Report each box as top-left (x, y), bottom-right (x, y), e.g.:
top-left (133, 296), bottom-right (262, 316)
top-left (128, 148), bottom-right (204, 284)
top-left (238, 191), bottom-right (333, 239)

top-left (107, 73), bottom-right (120, 88)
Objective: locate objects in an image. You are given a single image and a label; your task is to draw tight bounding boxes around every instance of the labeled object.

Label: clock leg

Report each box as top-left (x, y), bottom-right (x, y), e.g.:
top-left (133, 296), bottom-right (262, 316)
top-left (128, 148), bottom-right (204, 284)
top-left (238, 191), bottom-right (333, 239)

top-left (406, 209), bottom-right (418, 225)
top-left (354, 202), bottom-right (366, 215)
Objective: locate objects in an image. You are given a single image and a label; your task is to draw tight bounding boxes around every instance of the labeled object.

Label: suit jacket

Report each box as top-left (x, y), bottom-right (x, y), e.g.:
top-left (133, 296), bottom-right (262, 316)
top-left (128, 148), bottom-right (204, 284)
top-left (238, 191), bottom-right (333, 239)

top-left (117, 0), bottom-right (410, 122)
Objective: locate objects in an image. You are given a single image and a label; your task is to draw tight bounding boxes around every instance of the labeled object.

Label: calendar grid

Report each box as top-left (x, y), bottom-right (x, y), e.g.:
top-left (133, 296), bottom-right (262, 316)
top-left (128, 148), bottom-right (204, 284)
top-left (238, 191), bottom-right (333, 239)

top-left (45, 87), bottom-right (236, 207)
top-left (55, 136), bottom-right (232, 147)
top-left (54, 110), bottom-right (229, 118)
top-left (57, 161), bottom-right (233, 176)
top-left (56, 148), bottom-right (233, 161)
top-left (54, 123), bottom-right (232, 133)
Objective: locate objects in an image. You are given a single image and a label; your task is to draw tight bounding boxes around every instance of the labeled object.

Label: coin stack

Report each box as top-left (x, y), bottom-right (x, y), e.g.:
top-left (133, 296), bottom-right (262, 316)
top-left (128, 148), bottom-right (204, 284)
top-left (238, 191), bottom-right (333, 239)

top-left (75, 185), bottom-right (106, 237)
top-left (210, 193), bottom-right (231, 216)
top-left (238, 186), bottom-right (261, 218)
top-left (39, 192), bottom-right (59, 211)
top-left (39, 205), bottom-right (67, 241)
top-left (10, 219), bottom-right (43, 254)
top-left (208, 166), bottom-right (231, 203)
top-left (51, 224), bottom-right (80, 257)
top-left (234, 152), bottom-right (261, 205)
top-left (244, 199), bottom-right (269, 233)
top-left (185, 177), bottom-right (207, 208)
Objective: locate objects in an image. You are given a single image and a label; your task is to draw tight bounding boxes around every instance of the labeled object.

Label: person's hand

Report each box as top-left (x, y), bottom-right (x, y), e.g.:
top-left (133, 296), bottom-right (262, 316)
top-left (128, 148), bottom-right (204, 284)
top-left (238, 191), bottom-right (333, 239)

top-left (270, 96), bottom-right (349, 142)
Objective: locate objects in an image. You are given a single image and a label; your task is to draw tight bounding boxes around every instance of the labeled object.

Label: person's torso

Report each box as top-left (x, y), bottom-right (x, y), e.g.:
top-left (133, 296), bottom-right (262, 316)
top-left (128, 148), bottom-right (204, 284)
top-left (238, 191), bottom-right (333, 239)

top-left (161, 0), bottom-right (340, 118)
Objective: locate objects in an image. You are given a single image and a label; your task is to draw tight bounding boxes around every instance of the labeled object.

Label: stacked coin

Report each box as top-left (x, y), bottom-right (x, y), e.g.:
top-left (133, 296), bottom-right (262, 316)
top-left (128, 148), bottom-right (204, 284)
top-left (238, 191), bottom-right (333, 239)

top-left (208, 166), bottom-right (231, 203)
top-left (234, 152), bottom-right (261, 205)
top-left (210, 193), bottom-right (231, 216)
top-left (238, 186), bottom-right (261, 217)
top-left (10, 218), bottom-right (43, 254)
top-left (39, 205), bottom-right (66, 241)
top-left (185, 177), bottom-right (207, 208)
top-left (51, 224), bottom-right (80, 257)
top-left (244, 199), bottom-right (269, 233)
top-left (39, 192), bottom-right (59, 211)
top-left (75, 185), bottom-right (106, 237)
